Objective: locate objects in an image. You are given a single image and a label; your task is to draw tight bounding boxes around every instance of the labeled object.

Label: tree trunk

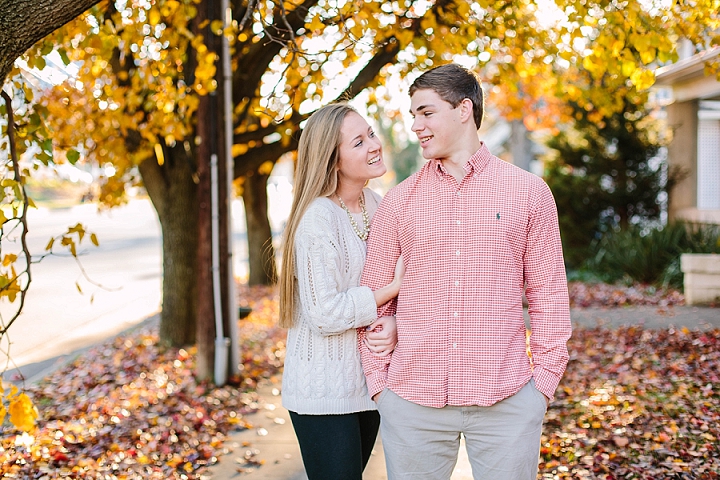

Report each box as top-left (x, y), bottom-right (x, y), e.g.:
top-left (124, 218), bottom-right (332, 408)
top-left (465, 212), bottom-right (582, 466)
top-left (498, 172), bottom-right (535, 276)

top-left (0, 0), bottom-right (102, 82)
top-left (242, 172), bottom-right (277, 285)
top-left (139, 146), bottom-right (199, 347)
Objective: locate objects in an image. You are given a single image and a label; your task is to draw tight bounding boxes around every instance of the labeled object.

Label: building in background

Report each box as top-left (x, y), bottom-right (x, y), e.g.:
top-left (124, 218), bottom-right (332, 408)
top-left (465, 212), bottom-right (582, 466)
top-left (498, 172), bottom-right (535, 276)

top-left (655, 47), bottom-right (720, 225)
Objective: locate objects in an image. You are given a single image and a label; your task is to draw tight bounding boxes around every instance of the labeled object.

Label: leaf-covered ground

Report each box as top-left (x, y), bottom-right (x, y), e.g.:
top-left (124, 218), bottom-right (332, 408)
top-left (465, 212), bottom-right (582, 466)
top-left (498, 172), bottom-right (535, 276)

top-left (541, 326), bottom-right (719, 479)
top-left (1, 284), bottom-right (717, 479)
top-left (0, 285), bottom-right (286, 479)
top-left (567, 282), bottom-right (686, 308)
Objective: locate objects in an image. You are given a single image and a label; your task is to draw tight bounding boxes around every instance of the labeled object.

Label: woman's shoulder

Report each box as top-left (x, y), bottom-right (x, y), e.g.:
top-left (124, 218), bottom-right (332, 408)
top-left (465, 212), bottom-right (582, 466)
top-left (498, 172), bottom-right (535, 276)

top-left (306, 196), bottom-right (338, 216)
top-left (362, 187), bottom-right (383, 208)
top-left (299, 197), bottom-right (339, 229)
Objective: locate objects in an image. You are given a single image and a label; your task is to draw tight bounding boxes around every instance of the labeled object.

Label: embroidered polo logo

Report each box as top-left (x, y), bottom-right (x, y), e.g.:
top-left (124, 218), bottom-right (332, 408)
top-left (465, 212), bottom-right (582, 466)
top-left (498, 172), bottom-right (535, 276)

top-left (496, 213), bottom-right (500, 220)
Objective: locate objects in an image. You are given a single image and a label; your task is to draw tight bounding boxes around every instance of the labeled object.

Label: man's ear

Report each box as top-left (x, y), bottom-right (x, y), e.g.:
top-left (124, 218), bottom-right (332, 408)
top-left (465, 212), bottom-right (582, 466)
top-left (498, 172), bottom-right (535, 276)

top-left (459, 98), bottom-right (474, 124)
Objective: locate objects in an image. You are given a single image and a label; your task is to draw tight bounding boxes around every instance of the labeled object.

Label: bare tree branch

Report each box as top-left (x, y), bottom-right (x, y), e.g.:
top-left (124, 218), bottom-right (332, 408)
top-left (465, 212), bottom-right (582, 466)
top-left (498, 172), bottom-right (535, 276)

top-left (0, 90), bottom-right (31, 337)
top-left (232, 0), bottom-right (321, 106)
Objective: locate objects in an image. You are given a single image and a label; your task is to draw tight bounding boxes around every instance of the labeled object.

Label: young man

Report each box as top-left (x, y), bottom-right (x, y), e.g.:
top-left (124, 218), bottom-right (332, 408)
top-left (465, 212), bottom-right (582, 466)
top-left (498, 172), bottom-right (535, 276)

top-left (359, 63), bottom-right (572, 479)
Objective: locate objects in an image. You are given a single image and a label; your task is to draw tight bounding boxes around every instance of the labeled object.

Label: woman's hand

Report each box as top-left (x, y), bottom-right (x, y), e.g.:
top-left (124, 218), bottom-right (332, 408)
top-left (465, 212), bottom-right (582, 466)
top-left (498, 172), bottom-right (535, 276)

top-left (364, 315), bottom-right (397, 357)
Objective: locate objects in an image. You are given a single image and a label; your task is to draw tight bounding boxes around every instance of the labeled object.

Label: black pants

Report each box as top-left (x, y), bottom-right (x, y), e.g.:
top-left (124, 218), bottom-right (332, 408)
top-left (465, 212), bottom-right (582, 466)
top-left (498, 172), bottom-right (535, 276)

top-left (289, 410), bottom-right (381, 480)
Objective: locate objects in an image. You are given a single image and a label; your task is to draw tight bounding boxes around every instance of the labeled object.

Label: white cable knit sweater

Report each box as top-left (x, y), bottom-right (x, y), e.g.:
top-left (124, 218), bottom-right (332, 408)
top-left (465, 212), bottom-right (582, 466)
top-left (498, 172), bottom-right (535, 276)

top-left (282, 189), bottom-right (382, 415)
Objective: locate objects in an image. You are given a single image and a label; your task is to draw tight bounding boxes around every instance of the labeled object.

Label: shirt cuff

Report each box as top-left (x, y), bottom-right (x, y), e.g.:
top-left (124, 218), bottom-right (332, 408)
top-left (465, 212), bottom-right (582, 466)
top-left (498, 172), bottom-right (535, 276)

top-left (532, 366), bottom-right (562, 401)
top-left (365, 367), bottom-right (389, 399)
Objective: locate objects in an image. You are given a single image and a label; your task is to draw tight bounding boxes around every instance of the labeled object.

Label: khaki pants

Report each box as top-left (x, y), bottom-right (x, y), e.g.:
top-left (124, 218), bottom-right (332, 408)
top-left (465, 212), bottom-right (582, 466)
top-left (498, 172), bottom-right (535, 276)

top-left (376, 380), bottom-right (547, 480)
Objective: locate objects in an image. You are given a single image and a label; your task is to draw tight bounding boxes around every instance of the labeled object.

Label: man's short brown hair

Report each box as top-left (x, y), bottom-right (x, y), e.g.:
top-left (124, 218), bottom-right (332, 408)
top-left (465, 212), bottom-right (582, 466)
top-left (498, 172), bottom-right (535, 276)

top-left (409, 63), bottom-right (484, 130)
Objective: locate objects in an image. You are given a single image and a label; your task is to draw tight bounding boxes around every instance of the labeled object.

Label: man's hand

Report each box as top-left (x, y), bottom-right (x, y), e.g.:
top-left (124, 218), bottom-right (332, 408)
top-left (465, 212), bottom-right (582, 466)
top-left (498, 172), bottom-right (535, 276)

top-left (364, 316), bottom-right (397, 357)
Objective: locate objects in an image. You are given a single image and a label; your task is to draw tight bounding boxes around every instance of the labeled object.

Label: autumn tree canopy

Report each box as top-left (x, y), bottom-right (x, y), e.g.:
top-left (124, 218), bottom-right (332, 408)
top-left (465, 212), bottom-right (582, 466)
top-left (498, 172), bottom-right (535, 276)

top-left (5, 0), bottom-right (720, 349)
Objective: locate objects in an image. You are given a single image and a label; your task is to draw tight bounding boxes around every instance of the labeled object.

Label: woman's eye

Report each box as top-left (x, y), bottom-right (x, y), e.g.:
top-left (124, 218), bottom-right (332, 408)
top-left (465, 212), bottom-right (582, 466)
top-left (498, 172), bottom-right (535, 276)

top-left (354, 141), bottom-right (363, 147)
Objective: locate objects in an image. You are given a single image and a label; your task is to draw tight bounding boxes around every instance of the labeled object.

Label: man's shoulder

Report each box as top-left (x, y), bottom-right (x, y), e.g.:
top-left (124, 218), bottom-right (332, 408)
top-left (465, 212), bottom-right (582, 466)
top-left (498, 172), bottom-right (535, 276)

top-left (384, 162), bottom-right (432, 200)
top-left (492, 156), bottom-right (548, 189)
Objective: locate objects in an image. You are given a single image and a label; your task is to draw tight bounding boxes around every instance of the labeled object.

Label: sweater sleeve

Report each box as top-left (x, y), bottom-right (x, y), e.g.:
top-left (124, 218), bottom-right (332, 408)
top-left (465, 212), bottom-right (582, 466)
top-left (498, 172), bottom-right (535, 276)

top-left (294, 206), bottom-right (377, 337)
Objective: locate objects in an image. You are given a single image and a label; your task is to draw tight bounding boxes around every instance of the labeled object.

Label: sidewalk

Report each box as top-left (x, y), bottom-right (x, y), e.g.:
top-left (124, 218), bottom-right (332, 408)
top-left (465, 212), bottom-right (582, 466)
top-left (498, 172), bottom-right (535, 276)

top-left (206, 305), bottom-right (720, 480)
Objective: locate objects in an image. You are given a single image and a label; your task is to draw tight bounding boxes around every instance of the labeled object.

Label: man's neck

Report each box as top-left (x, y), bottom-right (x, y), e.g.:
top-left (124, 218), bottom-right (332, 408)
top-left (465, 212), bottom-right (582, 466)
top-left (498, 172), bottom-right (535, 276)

top-left (439, 141), bottom-right (482, 183)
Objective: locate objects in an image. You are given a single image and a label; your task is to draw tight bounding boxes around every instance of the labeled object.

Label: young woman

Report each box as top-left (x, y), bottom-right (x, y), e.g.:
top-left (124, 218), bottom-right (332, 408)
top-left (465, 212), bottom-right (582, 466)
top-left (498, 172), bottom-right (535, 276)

top-left (278, 102), bottom-right (403, 479)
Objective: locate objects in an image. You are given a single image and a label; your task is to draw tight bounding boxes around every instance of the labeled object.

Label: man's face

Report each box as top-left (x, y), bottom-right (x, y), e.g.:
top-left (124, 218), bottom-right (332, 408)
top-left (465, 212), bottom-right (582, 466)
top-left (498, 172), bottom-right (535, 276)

top-left (409, 88), bottom-right (462, 160)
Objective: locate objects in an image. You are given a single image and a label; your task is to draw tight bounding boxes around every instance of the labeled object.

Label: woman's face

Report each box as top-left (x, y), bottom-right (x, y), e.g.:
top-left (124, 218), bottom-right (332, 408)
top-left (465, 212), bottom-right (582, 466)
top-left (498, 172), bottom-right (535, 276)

top-left (337, 112), bottom-right (386, 187)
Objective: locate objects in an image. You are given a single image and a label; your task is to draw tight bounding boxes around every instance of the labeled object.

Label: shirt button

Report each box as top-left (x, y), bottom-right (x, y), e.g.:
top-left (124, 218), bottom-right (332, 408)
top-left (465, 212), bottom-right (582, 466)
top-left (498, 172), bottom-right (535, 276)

top-left (453, 312), bottom-right (458, 317)
top-left (456, 192), bottom-right (461, 196)
top-left (455, 281), bottom-right (459, 286)
top-left (456, 250), bottom-right (460, 256)
top-left (453, 343), bottom-right (458, 348)
top-left (456, 220), bottom-right (461, 225)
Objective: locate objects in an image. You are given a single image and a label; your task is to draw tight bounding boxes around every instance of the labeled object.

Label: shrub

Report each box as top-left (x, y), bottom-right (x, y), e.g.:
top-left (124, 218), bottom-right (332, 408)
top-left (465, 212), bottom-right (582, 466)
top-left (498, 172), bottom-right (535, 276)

top-left (584, 222), bottom-right (720, 287)
top-left (543, 87), bottom-right (682, 268)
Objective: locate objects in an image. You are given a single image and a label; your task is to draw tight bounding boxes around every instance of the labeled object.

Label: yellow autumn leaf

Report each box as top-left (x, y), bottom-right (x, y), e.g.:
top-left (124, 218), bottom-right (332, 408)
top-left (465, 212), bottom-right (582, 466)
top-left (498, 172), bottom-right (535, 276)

top-left (90, 233), bottom-right (99, 247)
top-left (167, 453), bottom-right (183, 467)
top-left (2, 254), bottom-right (17, 266)
top-left (258, 160), bottom-right (274, 175)
top-left (149, 9), bottom-right (161, 26)
top-left (395, 29), bottom-right (414, 46)
top-left (68, 223), bottom-right (85, 241)
top-left (210, 19), bottom-right (224, 34)
top-left (639, 48), bottom-right (656, 65)
top-left (630, 68), bottom-right (655, 91)
top-left (582, 54), bottom-right (604, 77)
top-left (194, 61), bottom-right (217, 82)
top-left (8, 392), bottom-right (38, 432)
top-left (308, 15), bottom-right (325, 32)
top-left (61, 236), bottom-right (77, 256)
top-left (622, 60), bottom-right (636, 77)
top-left (161, 0), bottom-right (180, 16)
top-left (232, 143), bottom-right (249, 157)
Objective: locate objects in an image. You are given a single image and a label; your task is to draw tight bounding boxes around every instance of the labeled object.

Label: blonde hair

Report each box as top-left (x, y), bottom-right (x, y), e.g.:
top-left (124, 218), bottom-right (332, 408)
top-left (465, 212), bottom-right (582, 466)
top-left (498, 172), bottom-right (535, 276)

top-left (278, 103), bottom-right (357, 328)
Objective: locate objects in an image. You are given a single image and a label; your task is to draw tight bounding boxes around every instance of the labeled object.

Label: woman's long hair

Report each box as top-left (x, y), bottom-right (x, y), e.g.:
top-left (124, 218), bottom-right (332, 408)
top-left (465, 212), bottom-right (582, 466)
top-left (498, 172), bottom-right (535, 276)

top-left (278, 103), bottom-right (357, 328)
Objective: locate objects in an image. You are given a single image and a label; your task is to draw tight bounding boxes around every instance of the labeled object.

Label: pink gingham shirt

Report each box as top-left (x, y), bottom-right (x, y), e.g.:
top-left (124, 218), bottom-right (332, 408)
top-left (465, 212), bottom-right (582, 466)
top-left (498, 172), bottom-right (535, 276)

top-left (359, 143), bottom-right (571, 408)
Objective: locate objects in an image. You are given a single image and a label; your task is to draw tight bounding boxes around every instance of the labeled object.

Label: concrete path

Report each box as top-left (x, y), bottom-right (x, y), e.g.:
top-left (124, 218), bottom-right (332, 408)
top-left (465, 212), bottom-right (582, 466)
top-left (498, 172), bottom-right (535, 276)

top-left (206, 305), bottom-right (719, 480)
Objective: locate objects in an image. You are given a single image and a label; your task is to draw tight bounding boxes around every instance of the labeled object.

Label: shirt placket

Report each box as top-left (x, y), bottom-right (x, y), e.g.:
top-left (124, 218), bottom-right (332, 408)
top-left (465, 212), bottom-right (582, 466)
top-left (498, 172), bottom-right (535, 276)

top-left (447, 174), bottom-right (465, 405)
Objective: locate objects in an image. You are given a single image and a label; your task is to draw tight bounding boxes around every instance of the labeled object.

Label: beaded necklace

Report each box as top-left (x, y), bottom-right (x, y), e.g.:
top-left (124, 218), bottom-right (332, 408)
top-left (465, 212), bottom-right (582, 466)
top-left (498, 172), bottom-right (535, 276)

top-left (337, 193), bottom-right (370, 241)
